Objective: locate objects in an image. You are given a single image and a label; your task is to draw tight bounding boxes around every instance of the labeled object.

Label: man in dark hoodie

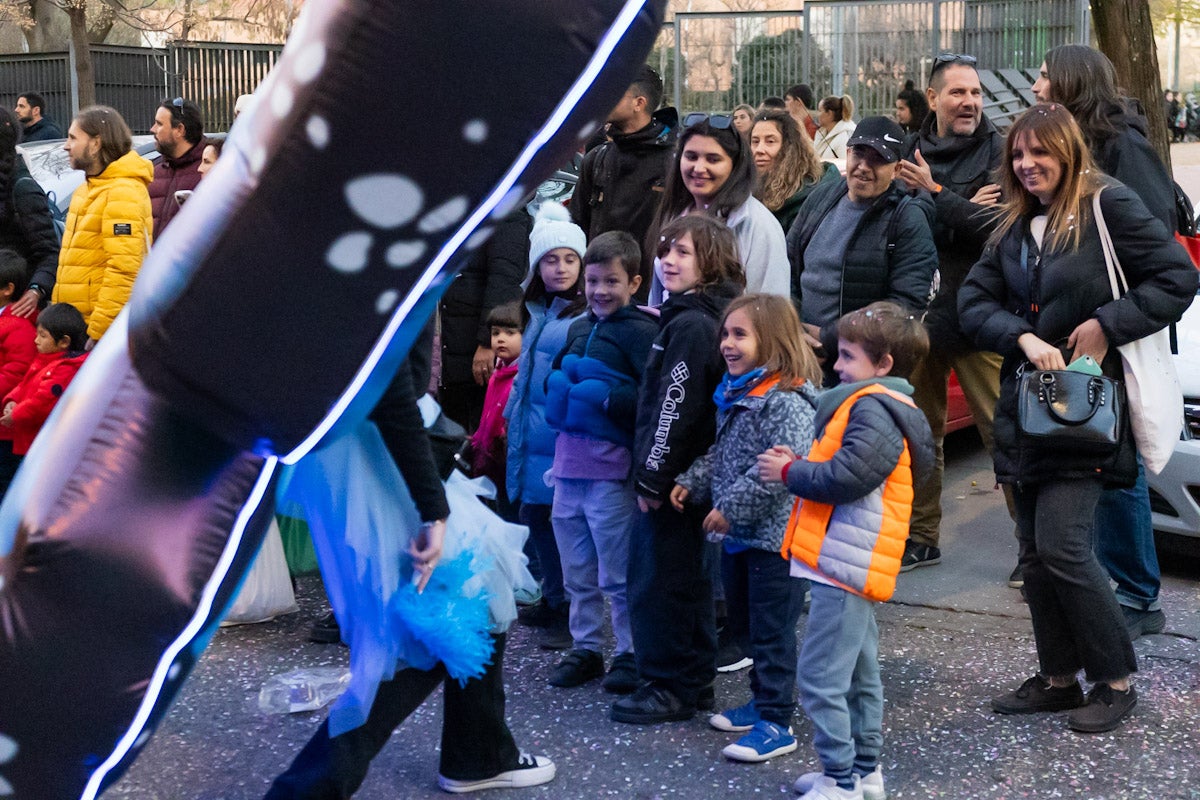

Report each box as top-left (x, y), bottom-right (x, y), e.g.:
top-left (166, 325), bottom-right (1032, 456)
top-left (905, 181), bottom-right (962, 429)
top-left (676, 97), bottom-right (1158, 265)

top-left (571, 65), bottom-right (676, 300)
top-left (896, 53), bottom-right (1008, 574)
top-left (14, 93), bottom-right (63, 143)
top-left (148, 97), bottom-right (206, 239)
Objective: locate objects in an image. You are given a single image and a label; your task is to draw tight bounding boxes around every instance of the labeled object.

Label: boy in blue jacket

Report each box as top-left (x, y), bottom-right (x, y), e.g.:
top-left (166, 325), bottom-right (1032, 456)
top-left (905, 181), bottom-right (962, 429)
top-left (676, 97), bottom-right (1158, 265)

top-left (544, 231), bottom-right (658, 694)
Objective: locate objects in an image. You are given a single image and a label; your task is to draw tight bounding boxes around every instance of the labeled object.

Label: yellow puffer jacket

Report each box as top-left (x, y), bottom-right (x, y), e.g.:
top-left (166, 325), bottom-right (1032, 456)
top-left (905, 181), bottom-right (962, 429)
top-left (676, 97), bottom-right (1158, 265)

top-left (52, 150), bottom-right (153, 341)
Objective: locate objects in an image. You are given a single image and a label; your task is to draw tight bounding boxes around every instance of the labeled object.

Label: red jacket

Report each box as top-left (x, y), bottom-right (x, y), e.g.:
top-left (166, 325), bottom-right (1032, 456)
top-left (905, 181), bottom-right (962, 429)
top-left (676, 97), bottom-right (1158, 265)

top-left (469, 358), bottom-right (518, 481)
top-left (3, 351), bottom-right (87, 454)
top-left (0, 309), bottom-right (37, 400)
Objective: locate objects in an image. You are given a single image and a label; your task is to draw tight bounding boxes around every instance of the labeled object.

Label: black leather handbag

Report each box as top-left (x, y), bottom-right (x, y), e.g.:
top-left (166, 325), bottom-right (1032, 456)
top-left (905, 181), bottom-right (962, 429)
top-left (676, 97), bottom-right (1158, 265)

top-left (1016, 368), bottom-right (1124, 453)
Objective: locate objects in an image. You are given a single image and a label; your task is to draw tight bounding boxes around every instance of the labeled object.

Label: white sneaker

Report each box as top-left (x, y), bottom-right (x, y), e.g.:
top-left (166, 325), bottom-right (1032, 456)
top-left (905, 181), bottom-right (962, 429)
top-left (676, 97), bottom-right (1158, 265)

top-left (794, 773), bottom-right (873, 800)
top-left (437, 753), bottom-right (555, 793)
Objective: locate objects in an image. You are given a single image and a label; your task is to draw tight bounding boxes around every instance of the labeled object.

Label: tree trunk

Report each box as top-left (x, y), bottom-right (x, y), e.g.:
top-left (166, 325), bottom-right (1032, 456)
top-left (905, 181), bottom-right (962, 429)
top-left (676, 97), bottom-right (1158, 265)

top-left (1091, 0), bottom-right (1173, 170)
top-left (66, 2), bottom-right (96, 109)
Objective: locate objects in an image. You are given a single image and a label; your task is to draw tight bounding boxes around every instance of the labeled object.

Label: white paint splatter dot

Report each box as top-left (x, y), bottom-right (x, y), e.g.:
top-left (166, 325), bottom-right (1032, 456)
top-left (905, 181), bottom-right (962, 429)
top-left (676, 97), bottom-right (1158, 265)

top-left (376, 289), bottom-right (399, 314)
top-left (345, 175), bottom-right (422, 229)
top-left (306, 115), bottom-right (330, 149)
top-left (577, 120), bottom-right (599, 141)
top-left (466, 226), bottom-right (494, 251)
top-left (249, 146), bottom-right (267, 176)
top-left (327, 232), bottom-right (373, 273)
top-left (386, 240), bottom-right (426, 268)
top-left (270, 83), bottom-right (294, 118)
top-left (293, 42), bottom-right (326, 84)
top-left (463, 119), bottom-right (488, 143)
top-left (492, 186), bottom-right (526, 219)
top-left (419, 196), bottom-right (469, 233)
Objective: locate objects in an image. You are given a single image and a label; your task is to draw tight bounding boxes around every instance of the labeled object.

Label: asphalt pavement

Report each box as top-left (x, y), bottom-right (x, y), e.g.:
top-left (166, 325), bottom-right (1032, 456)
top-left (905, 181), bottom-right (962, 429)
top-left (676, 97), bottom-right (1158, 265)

top-left (106, 428), bottom-right (1200, 800)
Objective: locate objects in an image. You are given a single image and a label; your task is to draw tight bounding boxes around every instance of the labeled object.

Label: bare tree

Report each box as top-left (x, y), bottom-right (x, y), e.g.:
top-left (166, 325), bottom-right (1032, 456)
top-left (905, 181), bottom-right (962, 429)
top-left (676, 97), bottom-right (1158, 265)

top-left (1091, 0), bottom-right (1174, 168)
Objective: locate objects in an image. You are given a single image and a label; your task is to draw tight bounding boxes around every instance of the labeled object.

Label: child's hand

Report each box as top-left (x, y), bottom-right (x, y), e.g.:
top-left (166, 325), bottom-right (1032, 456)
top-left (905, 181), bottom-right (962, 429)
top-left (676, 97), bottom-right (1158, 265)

top-left (669, 484), bottom-right (689, 512)
top-left (757, 447), bottom-right (795, 484)
top-left (702, 508), bottom-right (729, 535)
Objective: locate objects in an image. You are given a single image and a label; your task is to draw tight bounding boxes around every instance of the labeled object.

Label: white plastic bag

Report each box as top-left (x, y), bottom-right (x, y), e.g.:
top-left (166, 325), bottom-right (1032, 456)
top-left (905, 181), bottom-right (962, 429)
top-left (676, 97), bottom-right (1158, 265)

top-left (222, 518), bottom-right (299, 625)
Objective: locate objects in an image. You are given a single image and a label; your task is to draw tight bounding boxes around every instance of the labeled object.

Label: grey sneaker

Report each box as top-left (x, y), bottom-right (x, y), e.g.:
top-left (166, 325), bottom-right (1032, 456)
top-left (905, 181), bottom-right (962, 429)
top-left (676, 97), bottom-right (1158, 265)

top-left (1122, 607), bottom-right (1165, 640)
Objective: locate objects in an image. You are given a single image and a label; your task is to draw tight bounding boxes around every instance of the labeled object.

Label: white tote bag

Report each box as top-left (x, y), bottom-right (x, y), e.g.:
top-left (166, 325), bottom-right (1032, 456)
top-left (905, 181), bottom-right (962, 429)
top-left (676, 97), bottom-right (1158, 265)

top-left (222, 518), bottom-right (299, 626)
top-left (1093, 190), bottom-right (1184, 475)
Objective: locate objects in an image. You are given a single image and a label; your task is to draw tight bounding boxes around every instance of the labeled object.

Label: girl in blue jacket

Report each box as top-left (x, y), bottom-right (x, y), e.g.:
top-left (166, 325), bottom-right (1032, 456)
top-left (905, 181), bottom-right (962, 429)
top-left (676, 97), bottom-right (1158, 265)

top-left (503, 203), bottom-right (587, 645)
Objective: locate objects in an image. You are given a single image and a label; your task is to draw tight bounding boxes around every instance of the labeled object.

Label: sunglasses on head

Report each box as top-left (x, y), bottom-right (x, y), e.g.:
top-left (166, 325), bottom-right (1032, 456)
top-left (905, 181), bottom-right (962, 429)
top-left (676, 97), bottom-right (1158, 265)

top-left (683, 112), bottom-right (734, 131)
top-left (930, 52), bottom-right (977, 80)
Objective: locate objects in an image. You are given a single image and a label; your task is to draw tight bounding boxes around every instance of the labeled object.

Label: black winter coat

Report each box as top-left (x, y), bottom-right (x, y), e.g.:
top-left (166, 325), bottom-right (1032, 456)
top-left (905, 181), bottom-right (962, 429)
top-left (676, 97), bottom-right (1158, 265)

top-left (438, 206), bottom-right (529, 388)
top-left (785, 177), bottom-right (938, 357)
top-left (21, 118), bottom-right (63, 143)
top-left (0, 162), bottom-right (60, 295)
top-left (901, 115), bottom-right (1004, 352)
top-left (571, 108), bottom-right (677, 293)
top-left (1090, 103), bottom-right (1176, 235)
top-left (959, 182), bottom-right (1198, 487)
top-left (633, 282), bottom-right (738, 501)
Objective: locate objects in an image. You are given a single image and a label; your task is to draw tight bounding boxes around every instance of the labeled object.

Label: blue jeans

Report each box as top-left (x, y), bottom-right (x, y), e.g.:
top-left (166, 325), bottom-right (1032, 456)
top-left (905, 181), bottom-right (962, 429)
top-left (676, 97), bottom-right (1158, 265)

top-left (1094, 458), bottom-right (1161, 611)
top-left (519, 503), bottom-right (566, 610)
top-left (722, 547), bottom-right (806, 726)
top-left (551, 478), bottom-right (634, 654)
top-left (797, 582), bottom-right (882, 774)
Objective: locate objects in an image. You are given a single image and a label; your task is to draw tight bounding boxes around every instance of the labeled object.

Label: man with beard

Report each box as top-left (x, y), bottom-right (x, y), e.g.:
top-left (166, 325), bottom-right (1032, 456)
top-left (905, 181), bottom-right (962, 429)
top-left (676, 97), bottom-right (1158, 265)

top-left (571, 65), bottom-right (676, 300)
top-left (14, 93), bottom-right (63, 142)
top-left (896, 53), bottom-right (1009, 574)
top-left (52, 106), bottom-right (152, 343)
top-left (147, 97), bottom-right (206, 238)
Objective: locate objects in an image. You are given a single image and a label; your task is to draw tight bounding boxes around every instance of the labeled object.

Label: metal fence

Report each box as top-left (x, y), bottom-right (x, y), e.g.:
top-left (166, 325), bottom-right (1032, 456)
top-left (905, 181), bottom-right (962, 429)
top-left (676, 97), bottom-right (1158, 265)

top-left (0, 41), bottom-right (283, 135)
top-left (670, 0), bottom-right (1090, 118)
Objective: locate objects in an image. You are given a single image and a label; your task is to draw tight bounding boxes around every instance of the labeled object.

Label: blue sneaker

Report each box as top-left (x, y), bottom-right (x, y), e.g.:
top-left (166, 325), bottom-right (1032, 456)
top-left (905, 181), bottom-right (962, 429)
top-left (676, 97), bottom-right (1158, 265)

top-left (722, 719), bottom-right (797, 762)
top-left (709, 700), bottom-right (759, 732)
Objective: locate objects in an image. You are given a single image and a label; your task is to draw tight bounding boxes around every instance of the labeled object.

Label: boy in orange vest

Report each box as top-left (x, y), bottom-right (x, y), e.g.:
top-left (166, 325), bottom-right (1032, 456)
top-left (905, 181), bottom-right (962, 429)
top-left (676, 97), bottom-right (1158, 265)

top-left (757, 301), bottom-right (934, 800)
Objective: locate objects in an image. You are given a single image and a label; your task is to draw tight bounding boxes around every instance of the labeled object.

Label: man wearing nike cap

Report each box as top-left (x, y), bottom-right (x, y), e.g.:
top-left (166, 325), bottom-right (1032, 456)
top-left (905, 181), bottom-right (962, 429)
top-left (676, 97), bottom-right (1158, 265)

top-left (895, 52), bottom-right (1009, 574)
top-left (785, 115), bottom-right (937, 386)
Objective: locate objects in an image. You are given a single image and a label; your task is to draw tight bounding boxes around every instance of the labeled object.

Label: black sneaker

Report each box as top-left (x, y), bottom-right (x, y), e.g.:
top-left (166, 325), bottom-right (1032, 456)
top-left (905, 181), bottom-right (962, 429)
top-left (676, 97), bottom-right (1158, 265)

top-left (602, 653), bottom-right (639, 694)
top-left (517, 600), bottom-right (559, 629)
top-left (308, 612), bottom-right (342, 645)
top-left (991, 674), bottom-right (1085, 714)
top-left (610, 683), bottom-right (695, 724)
top-left (899, 543), bottom-right (941, 572)
top-left (1007, 564), bottom-right (1024, 589)
top-left (1122, 607), bottom-right (1166, 640)
top-left (438, 752), bottom-right (555, 793)
top-left (549, 649), bottom-right (604, 688)
top-left (1068, 683), bottom-right (1137, 733)
top-left (537, 613), bottom-right (572, 651)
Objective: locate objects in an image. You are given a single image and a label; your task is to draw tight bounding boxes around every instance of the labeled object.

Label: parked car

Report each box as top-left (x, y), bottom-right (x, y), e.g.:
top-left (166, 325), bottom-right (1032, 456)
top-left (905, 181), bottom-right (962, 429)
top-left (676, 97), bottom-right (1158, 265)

top-left (16, 135), bottom-right (159, 218)
top-left (1147, 286), bottom-right (1200, 555)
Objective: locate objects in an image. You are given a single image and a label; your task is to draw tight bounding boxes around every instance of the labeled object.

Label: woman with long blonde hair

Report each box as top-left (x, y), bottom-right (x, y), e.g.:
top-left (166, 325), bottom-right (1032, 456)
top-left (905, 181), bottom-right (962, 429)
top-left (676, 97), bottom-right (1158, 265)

top-left (750, 110), bottom-right (839, 233)
top-left (960, 103), bottom-right (1196, 734)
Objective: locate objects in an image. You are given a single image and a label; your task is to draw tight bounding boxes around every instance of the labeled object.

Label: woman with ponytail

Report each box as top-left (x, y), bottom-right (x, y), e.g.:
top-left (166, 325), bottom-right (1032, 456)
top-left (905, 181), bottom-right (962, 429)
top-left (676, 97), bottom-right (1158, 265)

top-left (813, 95), bottom-right (856, 160)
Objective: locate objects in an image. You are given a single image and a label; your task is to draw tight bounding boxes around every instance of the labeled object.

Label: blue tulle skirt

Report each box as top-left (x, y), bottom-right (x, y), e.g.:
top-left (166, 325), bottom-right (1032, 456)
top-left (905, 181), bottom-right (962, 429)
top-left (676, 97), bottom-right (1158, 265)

top-left (276, 411), bottom-right (535, 736)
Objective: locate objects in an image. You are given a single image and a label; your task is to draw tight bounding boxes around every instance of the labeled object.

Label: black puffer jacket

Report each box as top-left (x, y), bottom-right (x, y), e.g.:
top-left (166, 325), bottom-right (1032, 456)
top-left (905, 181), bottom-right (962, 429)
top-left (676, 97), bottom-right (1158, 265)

top-left (21, 118), bottom-right (63, 143)
top-left (1089, 102), bottom-right (1176, 235)
top-left (571, 107), bottom-right (677, 291)
top-left (633, 281), bottom-right (738, 501)
top-left (901, 115), bottom-right (1004, 352)
top-left (785, 177), bottom-right (938, 357)
top-left (959, 182), bottom-right (1198, 487)
top-left (0, 161), bottom-right (60, 295)
top-left (438, 206), bottom-right (529, 389)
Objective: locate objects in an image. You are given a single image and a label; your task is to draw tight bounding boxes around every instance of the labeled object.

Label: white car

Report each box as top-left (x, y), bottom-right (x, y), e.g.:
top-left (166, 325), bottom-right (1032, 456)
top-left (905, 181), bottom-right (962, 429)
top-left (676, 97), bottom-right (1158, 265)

top-left (16, 135), bottom-right (159, 217)
top-left (1148, 286), bottom-right (1200, 554)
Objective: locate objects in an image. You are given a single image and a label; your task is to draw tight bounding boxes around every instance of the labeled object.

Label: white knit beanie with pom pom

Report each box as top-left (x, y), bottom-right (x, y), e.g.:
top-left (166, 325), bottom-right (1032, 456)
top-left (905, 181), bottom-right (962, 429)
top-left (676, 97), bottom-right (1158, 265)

top-left (527, 202), bottom-right (587, 282)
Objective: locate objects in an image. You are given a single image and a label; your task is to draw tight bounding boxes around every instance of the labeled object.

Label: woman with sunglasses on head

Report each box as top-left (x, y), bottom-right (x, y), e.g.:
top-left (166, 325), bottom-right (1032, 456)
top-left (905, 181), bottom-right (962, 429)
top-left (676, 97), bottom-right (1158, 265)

top-left (959, 104), bottom-right (1196, 734)
top-left (813, 95), bottom-right (856, 161)
top-left (1032, 44), bottom-right (1180, 643)
top-left (750, 110), bottom-right (840, 233)
top-left (646, 113), bottom-right (789, 303)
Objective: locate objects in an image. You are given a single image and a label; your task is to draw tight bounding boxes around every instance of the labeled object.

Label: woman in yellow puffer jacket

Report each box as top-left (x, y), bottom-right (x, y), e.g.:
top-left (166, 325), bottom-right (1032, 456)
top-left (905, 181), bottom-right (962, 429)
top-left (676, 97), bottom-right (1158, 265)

top-left (52, 106), bottom-right (153, 342)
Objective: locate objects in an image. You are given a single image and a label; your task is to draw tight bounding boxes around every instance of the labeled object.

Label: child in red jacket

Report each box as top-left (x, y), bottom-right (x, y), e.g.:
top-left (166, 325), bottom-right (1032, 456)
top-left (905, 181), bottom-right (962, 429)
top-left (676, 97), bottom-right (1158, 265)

top-left (468, 301), bottom-right (526, 521)
top-left (1, 303), bottom-right (88, 457)
top-left (0, 250), bottom-right (39, 497)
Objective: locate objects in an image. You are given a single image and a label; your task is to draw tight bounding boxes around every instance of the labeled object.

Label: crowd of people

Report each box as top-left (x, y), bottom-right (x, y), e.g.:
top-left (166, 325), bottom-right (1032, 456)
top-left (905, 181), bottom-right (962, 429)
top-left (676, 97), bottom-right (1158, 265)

top-left (2, 43), bottom-right (1197, 800)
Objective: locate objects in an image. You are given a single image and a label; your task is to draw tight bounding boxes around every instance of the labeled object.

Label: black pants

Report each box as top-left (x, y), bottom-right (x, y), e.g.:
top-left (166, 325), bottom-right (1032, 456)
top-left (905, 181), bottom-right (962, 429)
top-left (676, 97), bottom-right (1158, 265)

top-left (627, 503), bottom-right (716, 704)
top-left (722, 547), bottom-right (806, 726)
top-left (1014, 479), bottom-right (1137, 683)
top-left (264, 634), bottom-right (519, 799)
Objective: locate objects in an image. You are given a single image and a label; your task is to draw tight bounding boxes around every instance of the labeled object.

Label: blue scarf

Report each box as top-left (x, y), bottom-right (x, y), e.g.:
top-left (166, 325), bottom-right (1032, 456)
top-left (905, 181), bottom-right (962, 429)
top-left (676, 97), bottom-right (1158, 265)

top-left (712, 367), bottom-right (768, 414)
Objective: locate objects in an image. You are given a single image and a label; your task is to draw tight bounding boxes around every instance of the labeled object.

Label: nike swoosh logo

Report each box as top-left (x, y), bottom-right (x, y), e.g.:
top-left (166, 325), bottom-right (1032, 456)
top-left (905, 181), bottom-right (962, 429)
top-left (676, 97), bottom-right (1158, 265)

top-left (883, 134), bottom-right (901, 143)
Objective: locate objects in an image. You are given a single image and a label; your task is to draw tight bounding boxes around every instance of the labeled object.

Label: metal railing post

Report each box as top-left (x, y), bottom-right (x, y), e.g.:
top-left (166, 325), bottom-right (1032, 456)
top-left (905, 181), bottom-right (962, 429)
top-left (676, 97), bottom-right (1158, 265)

top-left (674, 19), bottom-right (682, 113)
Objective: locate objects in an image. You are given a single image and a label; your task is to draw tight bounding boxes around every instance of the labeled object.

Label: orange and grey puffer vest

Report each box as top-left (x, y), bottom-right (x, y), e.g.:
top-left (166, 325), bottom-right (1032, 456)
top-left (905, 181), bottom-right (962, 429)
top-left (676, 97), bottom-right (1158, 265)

top-left (780, 384), bottom-right (920, 602)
